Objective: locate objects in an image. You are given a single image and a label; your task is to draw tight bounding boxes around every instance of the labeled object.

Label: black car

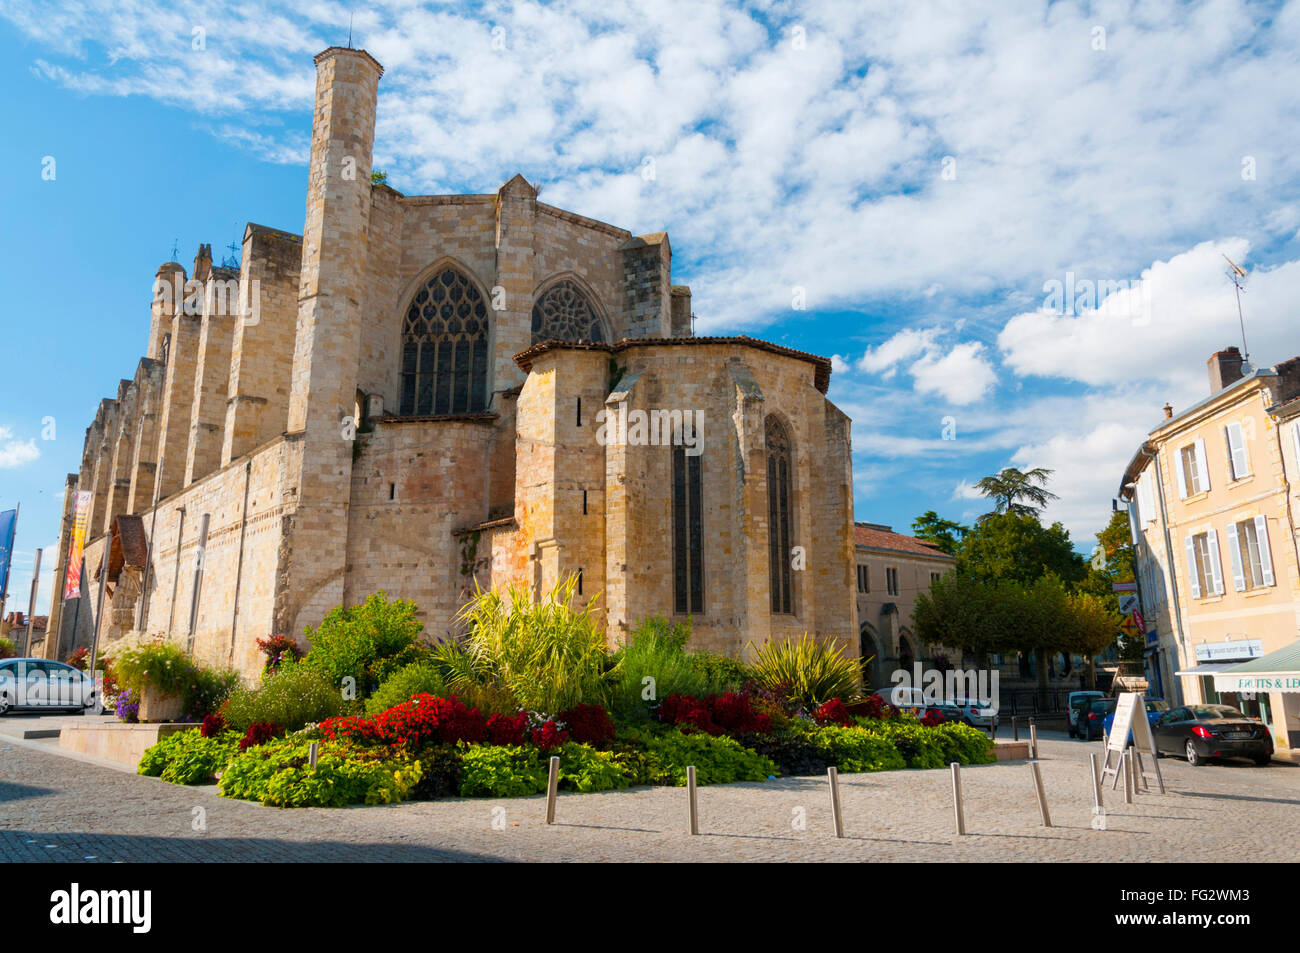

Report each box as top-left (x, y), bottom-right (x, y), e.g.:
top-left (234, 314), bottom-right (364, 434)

top-left (1152, 705), bottom-right (1273, 766)
top-left (1078, 698), bottom-right (1117, 741)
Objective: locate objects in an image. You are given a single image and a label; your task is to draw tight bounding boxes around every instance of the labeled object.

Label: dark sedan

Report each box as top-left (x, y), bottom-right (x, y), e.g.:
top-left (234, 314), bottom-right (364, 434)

top-left (1153, 705), bottom-right (1274, 766)
top-left (1078, 698), bottom-right (1117, 741)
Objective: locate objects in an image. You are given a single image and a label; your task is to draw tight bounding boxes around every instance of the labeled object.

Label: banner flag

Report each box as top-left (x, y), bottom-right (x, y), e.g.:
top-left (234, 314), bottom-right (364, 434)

top-left (0, 509), bottom-right (15, 599)
top-left (62, 491), bottom-right (92, 600)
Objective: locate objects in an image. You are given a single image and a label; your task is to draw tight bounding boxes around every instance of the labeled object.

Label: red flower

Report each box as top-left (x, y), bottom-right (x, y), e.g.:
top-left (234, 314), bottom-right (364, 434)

top-left (200, 713), bottom-right (226, 738)
top-left (486, 711), bottom-right (528, 746)
top-left (815, 698), bottom-right (852, 727)
top-left (530, 720), bottom-right (570, 750)
top-left (239, 721), bottom-right (283, 750)
top-left (556, 703), bottom-right (616, 747)
top-left (921, 708), bottom-right (946, 727)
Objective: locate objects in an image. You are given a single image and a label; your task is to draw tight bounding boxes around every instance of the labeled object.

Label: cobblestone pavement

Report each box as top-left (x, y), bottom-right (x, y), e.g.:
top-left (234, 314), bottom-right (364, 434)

top-left (2, 731), bottom-right (1297, 862)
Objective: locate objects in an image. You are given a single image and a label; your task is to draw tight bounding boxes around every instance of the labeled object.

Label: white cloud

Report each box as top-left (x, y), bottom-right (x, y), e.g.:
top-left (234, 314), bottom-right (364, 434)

top-left (857, 327), bottom-right (939, 376)
top-left (911, 341), bottom-right (997, 406)
top-left (0, 426), bottom-right (39, 469)
top-left (829, 353), bottom-right (850, 375)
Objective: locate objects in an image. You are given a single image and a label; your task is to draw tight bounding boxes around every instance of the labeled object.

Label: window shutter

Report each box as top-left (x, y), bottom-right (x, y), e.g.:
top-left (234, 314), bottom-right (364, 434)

top-left (1194, 438), bottom-right (1210, 492)
top-left (1225, 521), bottom-right (1245, 591)
top-left (1293, 422), bottom-right (1300, 472)
top-left (1139, 477), bottom-right (1155, 522)
top-left (1174, 446), bottom-right (1188, 499)
top-left (1255, 515), bottom-right (1275, 586)
top-left (1226, 422), bottom-right (1250, 479)
top-left (1206, 527), bottom-right (1224, 595)
top-left (1184, 535), bottom-right (1201, 599)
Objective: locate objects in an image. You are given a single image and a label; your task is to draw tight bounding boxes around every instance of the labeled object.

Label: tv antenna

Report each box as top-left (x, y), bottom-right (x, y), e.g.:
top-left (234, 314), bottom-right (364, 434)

top-left (170, 239), bottom-right (179, 261)
top-left (1223, 254), bottom-right (1251, 368)
top-left (347, 12), bottom-right (353, 48)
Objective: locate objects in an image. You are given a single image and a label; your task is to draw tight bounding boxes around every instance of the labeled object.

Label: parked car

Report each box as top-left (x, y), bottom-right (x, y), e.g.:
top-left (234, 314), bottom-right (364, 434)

top-left (870, 687), bottom-right (950, 722)
top-left (1078, 698), bottom-right (1117, 741)
top-left (948, 697), bottom-right (999, 730)
top-left (1152, 705), bottom-right (1273, 766)
top-left (1102, 698), bottom-right (1170, 743)
top-left (0, 658), bottom-right (99, 714)
top-left (1067, 691), bottom-right (1104, 738)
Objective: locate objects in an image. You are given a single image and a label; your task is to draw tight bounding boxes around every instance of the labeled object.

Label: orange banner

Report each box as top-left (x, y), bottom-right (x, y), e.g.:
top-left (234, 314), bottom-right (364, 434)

top-left (62, 491), bottom-right (92, 600)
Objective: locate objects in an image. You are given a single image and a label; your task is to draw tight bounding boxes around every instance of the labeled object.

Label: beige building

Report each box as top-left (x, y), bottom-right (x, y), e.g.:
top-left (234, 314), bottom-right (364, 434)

top-left (1119, 347), bottom-right (1300, 754)
top-left (45, 46), bottom-right (858, 678)
top-left (853, 522), bottom-right (956, 689)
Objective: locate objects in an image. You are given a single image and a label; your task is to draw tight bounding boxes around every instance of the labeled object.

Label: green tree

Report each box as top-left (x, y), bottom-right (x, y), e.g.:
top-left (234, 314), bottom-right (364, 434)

top-left (911, 510), bottom-right (970, 556)
top-left (974, 466), bottom-right (1058, 520)
top-left (956, 512), bottom-right (1084, 587)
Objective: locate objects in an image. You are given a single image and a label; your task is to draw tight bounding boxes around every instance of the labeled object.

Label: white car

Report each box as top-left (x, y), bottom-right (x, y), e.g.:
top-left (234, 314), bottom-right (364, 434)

top-left (0, 659), bottom-right (100, 714)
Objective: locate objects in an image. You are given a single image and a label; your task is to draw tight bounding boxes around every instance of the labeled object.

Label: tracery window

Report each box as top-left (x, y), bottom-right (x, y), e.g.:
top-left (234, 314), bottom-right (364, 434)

top-left (399, 268), bottom-right (490, 416)
top-left (531, 280), bottom-right (605, 344)
top-left (766, 415), bottom-right (793, 614)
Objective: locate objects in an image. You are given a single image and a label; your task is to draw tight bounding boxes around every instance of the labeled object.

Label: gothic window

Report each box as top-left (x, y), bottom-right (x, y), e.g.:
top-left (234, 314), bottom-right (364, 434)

top-left (399, 268), bottom-right (490, 416)
top-left (766, 415), bottom-right (793, 614)
top-left (672, 445), bottom-right (704, 614)
top-left (531, 280), bottom-right (605, 344)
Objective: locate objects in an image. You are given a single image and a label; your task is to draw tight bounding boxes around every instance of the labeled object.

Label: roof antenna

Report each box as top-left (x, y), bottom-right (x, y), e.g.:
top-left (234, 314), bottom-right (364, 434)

top-left (170, 239), bottom-right (179, 262)
top-left (347, 12), bottom-right (353, 48)
top-left (1223, 254), bottom-right (1252, 372)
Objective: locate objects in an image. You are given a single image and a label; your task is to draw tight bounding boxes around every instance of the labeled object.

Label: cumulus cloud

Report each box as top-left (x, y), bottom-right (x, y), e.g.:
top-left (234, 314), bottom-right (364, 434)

top-left (911, 341), bottom-right (997, 406)
top-left (0, 427), bottom-right (39, 469)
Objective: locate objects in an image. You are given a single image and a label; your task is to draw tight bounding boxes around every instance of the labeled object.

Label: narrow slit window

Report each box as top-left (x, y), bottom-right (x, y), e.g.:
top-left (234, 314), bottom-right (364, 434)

top-left (766, 416), bottom-right (793, 614)
top-left (672, 445), bottom-right (704, 614)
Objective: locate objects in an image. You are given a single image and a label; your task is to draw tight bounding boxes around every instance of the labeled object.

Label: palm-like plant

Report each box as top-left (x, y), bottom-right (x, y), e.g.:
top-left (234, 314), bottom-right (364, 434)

top-left (747, 633), bottom-right (860, 710)
top-left (450, 575), bottom-right (611, 714)
top-left (974, 466), bottom-right (1058, 520)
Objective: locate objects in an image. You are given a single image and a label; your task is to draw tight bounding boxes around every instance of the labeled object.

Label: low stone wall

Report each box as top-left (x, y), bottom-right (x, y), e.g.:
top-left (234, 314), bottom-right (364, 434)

top-left (59, 721), bottom-right (193, 768)
top-left (993, 740), bottom-right (1030, 761)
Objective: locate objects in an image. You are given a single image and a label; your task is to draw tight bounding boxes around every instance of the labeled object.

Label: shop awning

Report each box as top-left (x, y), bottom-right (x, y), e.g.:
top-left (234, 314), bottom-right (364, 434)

top-left (1174, 662), bottom-right (1241, 677)
top-left (1212, 640), bottom-right (1300, 693)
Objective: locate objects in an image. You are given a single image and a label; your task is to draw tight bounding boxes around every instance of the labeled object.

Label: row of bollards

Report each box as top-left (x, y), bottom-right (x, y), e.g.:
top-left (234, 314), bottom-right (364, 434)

top-left (544, 755), bottom-right (847, 837)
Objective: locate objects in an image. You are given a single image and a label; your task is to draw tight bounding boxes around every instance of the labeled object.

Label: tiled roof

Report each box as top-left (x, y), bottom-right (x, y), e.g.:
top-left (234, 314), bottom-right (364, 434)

top-left (853, 523), bottom-right (954, 559)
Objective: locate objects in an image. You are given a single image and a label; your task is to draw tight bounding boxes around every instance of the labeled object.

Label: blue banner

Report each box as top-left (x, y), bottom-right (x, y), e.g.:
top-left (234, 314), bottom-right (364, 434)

top-left (0, 509), bottom-right (15, 600)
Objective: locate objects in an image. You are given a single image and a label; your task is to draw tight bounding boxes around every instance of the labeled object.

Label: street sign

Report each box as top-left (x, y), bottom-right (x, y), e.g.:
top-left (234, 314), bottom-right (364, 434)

top-left (1131, 610), bottom-right (1146, 634)
top-left (1118, 594), bottom-right (1139, 614)
top-left (1112, 581), bottom-right (1138, 592)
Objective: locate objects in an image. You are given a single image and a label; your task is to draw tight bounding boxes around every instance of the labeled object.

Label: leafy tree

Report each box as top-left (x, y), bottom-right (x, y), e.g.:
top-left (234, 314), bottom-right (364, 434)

top-left (911, 510), bottom-right (970, 556)
top-left (974, 466), bottom-right (1058, 520)
top-left (956, 512), bottom-right (1084, 587)
top-left (301, 591), bottom-right (424, 697)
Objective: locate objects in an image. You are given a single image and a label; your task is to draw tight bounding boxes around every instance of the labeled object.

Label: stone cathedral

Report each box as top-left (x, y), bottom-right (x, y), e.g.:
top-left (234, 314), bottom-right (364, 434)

top-left (47, 47), bottom-right (858, 679)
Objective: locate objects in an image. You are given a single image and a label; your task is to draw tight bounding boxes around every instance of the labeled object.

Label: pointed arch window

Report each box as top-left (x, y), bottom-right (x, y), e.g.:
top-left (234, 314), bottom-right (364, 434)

top-left (399, 268), bottom-right (490, 416)
top-left (532, 280), bottom-right (605, 344)
top-left (766, 415), bottom-right (793, 614)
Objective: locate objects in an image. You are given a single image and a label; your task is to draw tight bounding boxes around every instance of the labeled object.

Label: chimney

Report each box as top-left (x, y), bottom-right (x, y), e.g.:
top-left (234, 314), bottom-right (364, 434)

top-left (1163, 403), bottom-right (1173, 420)
top-left (1208, 346), bottom-right (1244, 393)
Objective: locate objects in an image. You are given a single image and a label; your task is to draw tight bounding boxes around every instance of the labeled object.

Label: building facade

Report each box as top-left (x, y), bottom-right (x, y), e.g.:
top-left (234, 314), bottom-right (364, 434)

top-left (45, 47), bottom-right (858, 677)
top-left (1118, 347), bottom-right (1300, 754)
top-left (852, 522), bottom-right (956, 689)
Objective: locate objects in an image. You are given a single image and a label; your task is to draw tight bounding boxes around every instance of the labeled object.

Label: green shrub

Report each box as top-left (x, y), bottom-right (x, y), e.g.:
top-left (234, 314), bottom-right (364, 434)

top-left (689, 650), bottom-right (749, 694)
top-left (138, 729), bottom-right (241, 785)
top-left (221, 661), bottom-right (349, 732)
top-left (643, 729), bottom-right (778, 786)
top-left (557, 742), bottom-right (634, 793)
top-left (748, 634), bottom-right (860, 711)
top-left (854, 717), bottom-right (947, 769)
top-left (457, 744), bottom-right (549, 798)
top-left (411, 744), bottom-right (462, 800)
top-left (217, 737), bottom-right (420, 807)
top-left (609, 616), bottom-right (708, 718)
top-left (189, 667), bottom-right (241, 719)
top-left (928, 721), bottom-right (996, 765)
top-left (301, 591), bottom-right (424, 697)
top-left (805, 722), bottom-right (909, 772)
top-left (451, 576), bottom-right (610, 714)
top-left (0, 637), bottom-right (15, 659)
top-left (112, 642), bottom-right (196, 698)
top-left (365, 661), bottom-right (448, 716)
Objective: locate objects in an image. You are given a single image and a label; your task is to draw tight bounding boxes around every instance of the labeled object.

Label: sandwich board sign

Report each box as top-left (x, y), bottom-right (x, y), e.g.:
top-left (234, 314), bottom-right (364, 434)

top-left (1100, 692), bottom-right (1165, 795)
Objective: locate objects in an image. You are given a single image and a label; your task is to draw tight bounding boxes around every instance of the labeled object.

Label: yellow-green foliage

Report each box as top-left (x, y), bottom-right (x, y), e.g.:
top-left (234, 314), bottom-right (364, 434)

top-left (748, 633), bottom-right (860, 710)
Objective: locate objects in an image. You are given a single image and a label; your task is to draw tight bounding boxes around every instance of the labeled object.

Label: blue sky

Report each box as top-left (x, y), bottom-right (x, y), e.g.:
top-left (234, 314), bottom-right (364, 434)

top-left (3, 1), bottom-right (1300, 617)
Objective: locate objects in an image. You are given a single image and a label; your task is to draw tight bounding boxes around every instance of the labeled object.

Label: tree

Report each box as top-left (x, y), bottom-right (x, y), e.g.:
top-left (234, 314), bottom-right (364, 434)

top-left (974, 466), bottom-right (1058, 520)
top-left (956, 512), bottom-right (1085, 587)
top-left (911, 510), bottom-right (969, 556)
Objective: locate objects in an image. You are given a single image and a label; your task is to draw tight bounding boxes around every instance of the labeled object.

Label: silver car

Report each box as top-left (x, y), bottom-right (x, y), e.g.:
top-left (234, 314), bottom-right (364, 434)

top-left (0, 658), bottom-right (99, 714)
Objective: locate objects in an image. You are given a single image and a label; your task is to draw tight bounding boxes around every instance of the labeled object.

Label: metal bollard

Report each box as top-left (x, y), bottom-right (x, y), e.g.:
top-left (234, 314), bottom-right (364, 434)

top-left (308, 741), bottom-right (318, 769)
top-left (686, 765), bottom-right (699, 835)
top-left (1029, 723), bottom-right (1039, 760)
top-left (545, 756), bottom-right (559, 824)
top-left (1122, 750), bottom-right (1134, 804)
top-left (827, 767), bottom-right (844, 838)
top-left (951, 762), bottom-right (966, 835)
top-left (1012, 716), bottom-right (1019, 741)
top-left (1089, 752), bottom-right (1103, 812)
top-left (1029, 760), bottom-right (1052, 827)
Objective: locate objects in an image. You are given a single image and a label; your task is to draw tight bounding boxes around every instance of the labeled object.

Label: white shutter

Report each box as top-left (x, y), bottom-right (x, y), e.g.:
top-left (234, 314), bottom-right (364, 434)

top-left (1174, 446), bottom-right (1188, 499)
top-left (1226, 422), bottom-right (1250, 479)
top-left (1255, 515), bottom-right (1275, 586)
top-left (1194, 438), bottom-right (1211, 493)
top-left (1138, 477), bottom-right (1155, 522)
top-left (1184, 534), bottom-right (1201, 599)
top-left (1225, 521), bottom-right (1245, 591)
top-left (1292, 422), bottom-right (1300, 474)
top-left (1206, 527), bottom-right (1225, 595)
